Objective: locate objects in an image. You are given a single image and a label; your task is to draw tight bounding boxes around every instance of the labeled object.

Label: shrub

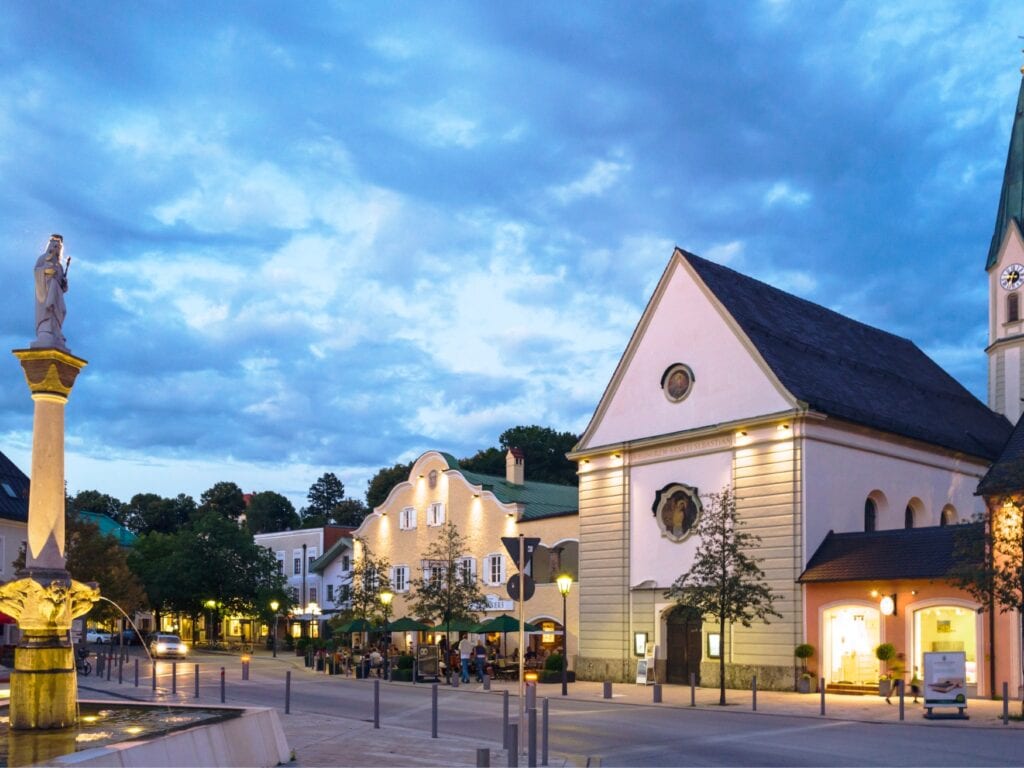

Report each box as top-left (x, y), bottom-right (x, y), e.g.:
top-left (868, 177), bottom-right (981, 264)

top-left (391, 669), bottom-right (413, 682)
top-left (544, 653), bottom-right (564, 672)
top-left (396, 654), bottom-right (414, 670)
top-left (874, 643), bottom-right (896, 663)
top-left (296, 638), bottom-right (311, 653)
top-left (794, 644), bottom-right (814, 661)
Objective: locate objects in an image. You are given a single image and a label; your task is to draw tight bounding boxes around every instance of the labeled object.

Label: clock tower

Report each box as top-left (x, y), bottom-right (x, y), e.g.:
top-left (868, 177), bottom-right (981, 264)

top-left (987, 70), bottom-right (1024, 423)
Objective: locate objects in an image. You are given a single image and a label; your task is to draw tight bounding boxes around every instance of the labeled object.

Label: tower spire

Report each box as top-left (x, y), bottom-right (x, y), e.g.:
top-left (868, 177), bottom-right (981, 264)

top-left (987, 66), bottom-right (1024, 270)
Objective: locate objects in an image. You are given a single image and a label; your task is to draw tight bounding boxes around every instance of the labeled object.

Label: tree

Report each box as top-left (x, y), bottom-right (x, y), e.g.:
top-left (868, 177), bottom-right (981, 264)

top-left (246, 491), bottom-right (299, 534)
top-left (300, 473), bottom-right (368, 528)
top-left (665, 486), bottom-right (782, 705)
top-left (409, 521), bottom-right (485, 637)
top-left (365, 462), bottom-right (413, 510)
top-left (332, 497), bottom-right (369, 527)
top-left (342, 537), bottom-right (392, 623)
top-left (124, 492), bottom-right (195, 535)
top-left (69, 490), bottom-right (127, 525)
top-left (459, 425), bottom-right (580, 486)
top-left (198, 481), bottom-right (246, 521)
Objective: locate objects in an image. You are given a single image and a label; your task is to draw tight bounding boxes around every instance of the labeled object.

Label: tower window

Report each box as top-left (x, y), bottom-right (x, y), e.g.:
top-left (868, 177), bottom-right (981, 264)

top-left (864, 499), bottom-right (877, 532)
top-left (1008, 293), bottom-right (1020, 323)
top-left (904, 505), bottom-right (915, 529)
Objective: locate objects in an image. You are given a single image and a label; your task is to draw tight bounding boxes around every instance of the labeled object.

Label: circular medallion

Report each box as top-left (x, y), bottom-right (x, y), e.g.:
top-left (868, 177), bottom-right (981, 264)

top-left (661, 363), bottom-right (694, 403)
top-left (652, 483), bottom-right (702, 542)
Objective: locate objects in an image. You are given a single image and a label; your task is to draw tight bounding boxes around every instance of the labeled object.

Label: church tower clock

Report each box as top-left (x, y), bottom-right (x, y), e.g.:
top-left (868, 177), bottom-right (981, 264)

top-left (987, 69), bottom-right (1024, 423)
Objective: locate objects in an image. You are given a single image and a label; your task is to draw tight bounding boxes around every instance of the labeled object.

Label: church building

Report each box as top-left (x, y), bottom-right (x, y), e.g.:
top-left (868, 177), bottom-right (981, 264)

top-left (568, 72), bottom-right (1024, 696)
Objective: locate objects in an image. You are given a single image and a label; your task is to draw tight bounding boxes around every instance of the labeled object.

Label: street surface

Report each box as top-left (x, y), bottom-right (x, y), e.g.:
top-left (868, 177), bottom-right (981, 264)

top-left (77, 646), bottom-right (1024, 767)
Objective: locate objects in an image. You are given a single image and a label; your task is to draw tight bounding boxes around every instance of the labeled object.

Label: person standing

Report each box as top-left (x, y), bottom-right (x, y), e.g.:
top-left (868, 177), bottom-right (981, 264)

top-left (458, 632), bottom-right (473, 684)
top-left (474, 638), bottom-right (488, 682)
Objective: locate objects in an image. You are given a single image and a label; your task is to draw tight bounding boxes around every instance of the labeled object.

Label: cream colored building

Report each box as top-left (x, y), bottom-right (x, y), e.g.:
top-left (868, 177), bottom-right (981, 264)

top-left (354, 450), bottom-right (580, 663)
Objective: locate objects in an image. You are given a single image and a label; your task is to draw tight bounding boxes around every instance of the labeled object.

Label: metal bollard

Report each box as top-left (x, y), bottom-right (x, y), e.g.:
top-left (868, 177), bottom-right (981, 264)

top-left (752, 675), bottom-right (757, 711)
top-left (285, 670), bottom-right (291, 714)
top-left (1004, 682), bottom-right (1009, 725)
top-left (452, 674), bottom-right (459, 688)
top-left (653, 683), bottom-right (662, 703)
top-left (526, 684), bottom-right (536, 711)
top-left (221, 666), bottom-right (226, 703)
top-left (528, 707), bottom-right (537, 768)
top-left (374, 679), bottom-right (380, 729)
top-left (118, 657), bottom-right (123, 684)
top-left (690, 672), bottom-right (696, 707)
top-left (134, 658), bottom-right (139, 687)
top-left (152, 661), bottom-right (156, 691)
top-left (541, 698), bottom-right (549, 767)
top-left (484, 673), bottom-right (491, 691)
top-left (194, 664), bottom-right (200, 698)
top-left (242, 659), bottom-right (249, 681)
top-left (502, 689), bottom-right (510, 749)
top-left (96, 654), bottom-right (103, 678)
top-left (432, 683), bottom-right (439, 738)
top-left (819, 678), bottom-right (825, 715)
top-left (507, 724), bottom-right (518, 767)
top-left (172, 662), bottom-right (177, 694)
top-left (603, 680), bottom-right (612, 699)
top-left (477, 747), bottom-right (491, 767)
top-left (106, 653), bottom-right (112, 681)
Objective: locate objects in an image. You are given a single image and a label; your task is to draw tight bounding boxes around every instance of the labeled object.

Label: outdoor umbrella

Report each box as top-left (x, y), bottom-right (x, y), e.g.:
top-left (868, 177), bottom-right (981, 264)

top-left (431, 616), bottom-right (479, 633)
top-left (345, 618), bottom-right (375, 632)
top-left (387, 617), bottom-right (432, 632)
top-left (476, 614), bottom-right (540, 656)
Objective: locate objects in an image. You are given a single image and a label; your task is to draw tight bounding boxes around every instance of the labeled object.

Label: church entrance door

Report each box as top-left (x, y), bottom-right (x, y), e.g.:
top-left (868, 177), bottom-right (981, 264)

top-left (665, 606), bottom-right (702, 685)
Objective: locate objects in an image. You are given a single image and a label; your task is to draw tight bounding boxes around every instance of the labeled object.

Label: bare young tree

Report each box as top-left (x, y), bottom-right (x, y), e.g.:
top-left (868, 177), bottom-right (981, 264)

top-left (666, 486), bottom-right (782, 705)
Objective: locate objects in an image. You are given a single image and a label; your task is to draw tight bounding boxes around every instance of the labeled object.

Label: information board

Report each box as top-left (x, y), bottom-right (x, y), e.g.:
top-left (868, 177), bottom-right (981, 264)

top-left (922, 651), bottom-right (967, 709)
top-left (636, 656), bottom-right (656, 685)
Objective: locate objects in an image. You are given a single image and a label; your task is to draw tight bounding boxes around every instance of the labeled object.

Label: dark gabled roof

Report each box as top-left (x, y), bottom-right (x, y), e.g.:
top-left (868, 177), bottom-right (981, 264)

top-left (977, 411), bottom-right (1024, 496)
top-left (682, 250), bottom-right (1012, 460)
top-left (987, 75), bottom-right (1024, 270)
top-left (0, 450), bottom-right (29, 524)
top-left (456, 468), bottom-right (578, 521)
top-left (799, 524), bottom-right (982, 583)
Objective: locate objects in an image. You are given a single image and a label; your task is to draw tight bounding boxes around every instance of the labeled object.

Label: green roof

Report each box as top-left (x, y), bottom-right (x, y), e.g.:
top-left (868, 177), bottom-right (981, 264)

top-left (987, 74), bottom-right (1024, 270)
top-left (310, 536), bottom-right (352, 574)
top-left (457, 468), bottom-right (577, 521)
top-left (77, 510), bottom-right (137, 546)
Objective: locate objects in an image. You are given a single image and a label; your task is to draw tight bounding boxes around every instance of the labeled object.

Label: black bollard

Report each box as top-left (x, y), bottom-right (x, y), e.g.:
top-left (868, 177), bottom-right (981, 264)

top-left (602, 680), bottom-right (612, 699)
top-left (528, 706), bottom-right (537, 768)
top-left (118, 657), bottom-right (123, 685)
top-left (507, 724), bottom-right (518, 768)
top-left (431, 683), bottom-right (439, 738)
top-left (172, 662), bottom-right (177, 694)
top-left (152, 661), bottom-right (156, 691)
top-left (690, 672), bottom-right (696, 707)
top-left (374, 679), bottom-right (380, 729)
top-left (483, 673), bottom-right (491, 691)
top-left (477, 747), bottom-right (491, 767)
top-left (898, 679), bottom-right (905, 721)
top-left (541, 698), bottom-right (549, 767)
top-left (502, 689), bottom-right (510, 749)
top-left (819, 678), bottom-right (825, 716)
top-left (653, 683), bottom-right (662, 703)
top-left (194, 664), bottom-right (200, 698)
top-left (284, 670), bottom-right (291, 714)
top-left (220, 666), bottom-right (226, 703)
top-left (752, 675), bottom-right (757, 711)
top-left (134, 658), bottom-right (139, 687)
top-left (1004, 682), bottom-right (1010, 725)
top-left (106, 652), bottom-right (112, 681)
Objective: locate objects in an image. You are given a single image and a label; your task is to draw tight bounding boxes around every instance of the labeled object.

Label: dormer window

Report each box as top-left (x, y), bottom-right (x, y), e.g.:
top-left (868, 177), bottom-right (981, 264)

top-left (1009, 293), bottom-right (1020, 323)
top-left (1, 482), bottom-right (15, 498)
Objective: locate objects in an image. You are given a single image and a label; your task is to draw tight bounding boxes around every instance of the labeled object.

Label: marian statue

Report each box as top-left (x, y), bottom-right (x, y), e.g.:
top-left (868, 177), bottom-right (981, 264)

top-left (32, 234), bottom-right (69, 350)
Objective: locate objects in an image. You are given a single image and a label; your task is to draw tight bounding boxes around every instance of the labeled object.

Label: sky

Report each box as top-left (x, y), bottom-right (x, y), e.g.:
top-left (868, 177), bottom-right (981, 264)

top-left (1, 1), bottom-right (1022, 511)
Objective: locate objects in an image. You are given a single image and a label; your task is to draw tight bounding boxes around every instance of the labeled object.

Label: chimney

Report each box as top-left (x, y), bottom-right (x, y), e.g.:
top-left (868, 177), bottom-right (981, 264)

top-left (505, 447), bottom-right (525, 485)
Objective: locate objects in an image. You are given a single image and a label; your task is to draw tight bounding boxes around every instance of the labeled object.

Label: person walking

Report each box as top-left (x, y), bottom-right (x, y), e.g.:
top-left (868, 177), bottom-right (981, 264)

top-left (458, 632), bottom-right (473, 684)
top-left (886, 652), bottom-right (907, 704)
top-left (474, 638), bottom-right (488, 682)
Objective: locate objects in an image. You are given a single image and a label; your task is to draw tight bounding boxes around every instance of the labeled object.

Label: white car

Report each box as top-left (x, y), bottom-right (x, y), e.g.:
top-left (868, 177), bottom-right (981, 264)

top-left (149, 633), bottom-right (188, 659)
top-left (86, 629), bottom-right (113, 644)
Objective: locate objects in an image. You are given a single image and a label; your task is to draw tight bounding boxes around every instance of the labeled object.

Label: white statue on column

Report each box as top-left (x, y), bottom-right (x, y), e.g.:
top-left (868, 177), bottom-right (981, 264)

top-left (32, 234), bottom-right (69, 351)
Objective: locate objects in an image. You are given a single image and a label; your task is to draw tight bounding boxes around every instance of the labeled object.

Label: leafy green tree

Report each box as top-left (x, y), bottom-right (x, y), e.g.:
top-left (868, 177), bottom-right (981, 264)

top-left (300, 472), bottom-right (368, 527)
top-left (666, 486), bottom-right (782, 705)
top-left (70, 490), bottom-right (128, 525)
top-left (331, 498), bottom-right (368, 527)
top-left (198, 481), bottom-right (247, 521)
top-left (246, 491), bottom-right (299, 534)
top-left (124, 492), bottom-right (195, 535)
top-left (409, 521), bottom-right (484, 636)
top-left (365, 462), bottom-right (413, 510)
top-left (342, 537), bottom-right (392, 623)
top-left (459, 425), bottom-right (580, 486)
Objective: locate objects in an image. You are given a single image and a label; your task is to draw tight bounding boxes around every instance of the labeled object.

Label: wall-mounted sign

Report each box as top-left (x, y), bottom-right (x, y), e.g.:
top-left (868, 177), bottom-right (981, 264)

top-left (652, 483), bottom-right (702, 542)
top-left (708, 632), bottom-right (722, 659)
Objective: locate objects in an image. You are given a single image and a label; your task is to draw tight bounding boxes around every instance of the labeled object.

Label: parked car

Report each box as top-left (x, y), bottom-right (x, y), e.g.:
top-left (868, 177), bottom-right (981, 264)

top-left (120, 629), bottom-right (145, 646)
top-left (86, 629), bottom-right (113, 644)
top-left (149, 633), bottom-right (188, 659)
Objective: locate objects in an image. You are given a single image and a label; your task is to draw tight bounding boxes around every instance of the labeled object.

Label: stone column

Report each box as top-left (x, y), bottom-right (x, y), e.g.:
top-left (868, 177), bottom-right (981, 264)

top-left (0, 348), bottom-right (99, 730)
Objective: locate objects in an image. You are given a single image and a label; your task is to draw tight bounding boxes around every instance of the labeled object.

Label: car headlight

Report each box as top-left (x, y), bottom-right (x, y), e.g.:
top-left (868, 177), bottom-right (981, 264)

top-left (180, 644), bottom-right (188, 653)
top-left (156, 643), bottom-right (167, 653)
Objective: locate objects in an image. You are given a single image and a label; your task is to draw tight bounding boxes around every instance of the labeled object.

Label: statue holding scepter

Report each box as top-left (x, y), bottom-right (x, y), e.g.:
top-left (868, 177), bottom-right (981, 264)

top-left (32, 233), bottom-right (69, 351)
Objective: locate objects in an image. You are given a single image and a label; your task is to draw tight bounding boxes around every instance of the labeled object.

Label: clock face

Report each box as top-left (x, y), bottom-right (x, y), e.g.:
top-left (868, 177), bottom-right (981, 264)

top-left (1001, 263), bottom-right (1024, 290)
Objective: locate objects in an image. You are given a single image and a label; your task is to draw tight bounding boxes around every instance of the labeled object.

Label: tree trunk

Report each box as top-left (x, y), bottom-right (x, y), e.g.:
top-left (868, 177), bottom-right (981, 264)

top-left (718, 613), bottom-right (726, 706)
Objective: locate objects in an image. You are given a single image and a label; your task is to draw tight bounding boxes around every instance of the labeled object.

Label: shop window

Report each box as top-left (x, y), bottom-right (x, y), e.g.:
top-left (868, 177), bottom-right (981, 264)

top-left (864, 499), bottom-right (877, 532)
top-left (913, 605), bottom-right (977, 684)
top-left (823, 605), bottom-right (881, 686)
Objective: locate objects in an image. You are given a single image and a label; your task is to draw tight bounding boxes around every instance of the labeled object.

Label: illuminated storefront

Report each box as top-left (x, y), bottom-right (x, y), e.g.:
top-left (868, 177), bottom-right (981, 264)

top-left (822, 604), bottom-right (879, 686)
top-left (912, 602), bottom-right (979, 686)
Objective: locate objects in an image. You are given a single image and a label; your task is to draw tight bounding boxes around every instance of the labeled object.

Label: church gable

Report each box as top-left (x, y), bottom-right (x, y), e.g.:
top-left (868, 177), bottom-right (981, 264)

top-left (577, 250), bottom-right (794, 450)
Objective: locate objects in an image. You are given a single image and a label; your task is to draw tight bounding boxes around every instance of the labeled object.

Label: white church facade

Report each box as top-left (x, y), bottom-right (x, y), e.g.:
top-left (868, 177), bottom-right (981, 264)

top-left (569, 73), bottom-right (1024, 695)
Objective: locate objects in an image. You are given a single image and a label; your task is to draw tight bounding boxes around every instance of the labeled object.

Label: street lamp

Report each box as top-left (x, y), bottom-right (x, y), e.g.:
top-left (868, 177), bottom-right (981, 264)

top-left (556, 574), bottom-right (573, 697)
top-left (270, 600), bottom-right (280, 658)
top-left (308, 601), bottom-right (321, 639)
top-left (379, 590), bottom-right (394, 679)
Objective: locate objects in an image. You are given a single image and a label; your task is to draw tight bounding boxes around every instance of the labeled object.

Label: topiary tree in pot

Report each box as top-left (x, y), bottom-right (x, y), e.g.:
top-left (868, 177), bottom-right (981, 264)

top-left (875, 642), bottom-right (896, 696)
top-left (795, 644), bottom-right (815, 693)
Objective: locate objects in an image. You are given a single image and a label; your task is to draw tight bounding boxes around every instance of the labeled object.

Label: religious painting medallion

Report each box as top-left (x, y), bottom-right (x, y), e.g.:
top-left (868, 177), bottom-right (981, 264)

top-left (661, 363), bottom-right (694, 402)
top-left (428, 469), bottom-right (438, 489)
top-left (652, 482), bottom-right (701, 542)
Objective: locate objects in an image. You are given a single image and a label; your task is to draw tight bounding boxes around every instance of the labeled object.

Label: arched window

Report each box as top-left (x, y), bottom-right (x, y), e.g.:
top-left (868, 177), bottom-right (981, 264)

top-left (864, 498), bottom-right (877, 532)
top-left (904, 505), bottom-right (915, 529)
top-left (940, 506), bottom-right (957, 526)
top-left (1009, 293), bottom-right (1020, 323)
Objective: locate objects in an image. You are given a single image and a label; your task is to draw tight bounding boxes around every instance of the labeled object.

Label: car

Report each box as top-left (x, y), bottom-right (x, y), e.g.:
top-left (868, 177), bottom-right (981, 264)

top-left (149, 633), bottom-right (188, 659)
top-left (120, 629), bottom-right (145, 646)
top-left (86, 629), bottom-right (113, 644)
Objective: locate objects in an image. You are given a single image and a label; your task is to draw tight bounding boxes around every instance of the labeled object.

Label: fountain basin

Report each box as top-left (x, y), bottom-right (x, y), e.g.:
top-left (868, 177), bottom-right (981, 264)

top-left (0, 701), bottom-right (290, 767)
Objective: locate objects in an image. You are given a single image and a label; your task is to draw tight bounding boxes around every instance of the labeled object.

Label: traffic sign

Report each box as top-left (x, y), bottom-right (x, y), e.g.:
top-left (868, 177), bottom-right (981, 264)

top-left (501, 536), bottom-right (540, 574)
top-left (506, 573), bottom-right (536, 602)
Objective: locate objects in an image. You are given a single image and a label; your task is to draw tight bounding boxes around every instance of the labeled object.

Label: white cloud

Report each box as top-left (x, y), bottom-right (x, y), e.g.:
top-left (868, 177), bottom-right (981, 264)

top-left (402, 100), bottom-right (482, 148)
top-left (550, 158), bottom-right (631, 204)
top-left (763, 181), bottom-right (811, 209)
top-left (703, 240), bottom-right (744, 265)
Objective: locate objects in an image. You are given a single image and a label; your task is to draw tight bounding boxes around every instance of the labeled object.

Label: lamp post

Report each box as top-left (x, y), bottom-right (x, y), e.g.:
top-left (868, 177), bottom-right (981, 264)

top-left (556, 574), bottom-right (573, 697)
top-left (270, 600), bottom-right (280, 658)
top-left (308, 601), bottom-right (321, 640)
top-left (379, 590), bottom-right (394, 679)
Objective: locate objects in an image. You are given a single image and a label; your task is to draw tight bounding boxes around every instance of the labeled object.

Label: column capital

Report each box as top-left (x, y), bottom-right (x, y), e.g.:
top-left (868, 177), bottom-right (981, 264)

top-left (12, 348), bottom-right (87, 402)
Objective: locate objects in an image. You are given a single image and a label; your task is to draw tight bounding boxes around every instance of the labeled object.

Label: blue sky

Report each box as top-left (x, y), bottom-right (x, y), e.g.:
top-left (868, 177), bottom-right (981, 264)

top-left (0, 1), bottom-right (1021, 510)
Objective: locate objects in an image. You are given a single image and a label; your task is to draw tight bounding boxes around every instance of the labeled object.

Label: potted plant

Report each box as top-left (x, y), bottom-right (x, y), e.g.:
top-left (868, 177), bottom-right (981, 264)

top-left (391, 654), bottom-right (415, 682)
top-left (794, 644), bottom-right (815, 693)
top-left (875, 643), bottom-right (896, 696)
top-left (538, 652), bottom-right (575, 684)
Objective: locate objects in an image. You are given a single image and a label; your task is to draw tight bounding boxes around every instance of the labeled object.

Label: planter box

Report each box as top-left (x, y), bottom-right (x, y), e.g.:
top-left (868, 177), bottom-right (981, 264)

top-left (538, 671), bottom-right (576, 684)
top-left (797, 677), bottom-right (817, 694)
top-left (391, 669), bottom-right (413, 682)
top-left (878, 680), bottom-right (892, 697)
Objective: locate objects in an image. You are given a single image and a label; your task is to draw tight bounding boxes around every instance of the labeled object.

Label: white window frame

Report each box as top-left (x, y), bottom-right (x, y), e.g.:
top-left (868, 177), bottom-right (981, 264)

top-left (276, 550), bottom-right (286, 573)
top-left (326, 583), bottom-right (334, 603)
top-left (309, 586), bottom-right (317, 605)
top-left (428, 502), bottom-right (446, 527)
top-left (293, 549), bottom-right (303, 575)
top-left (458, 557), bottom-right (477, 587)
top-left (400, 506), bottom-right (417, 530)
top-left (484, 553), bottom-right (505, 586)
top-left (392, 565), bottom-right (410, 593)
top-left (342, 554), bottom-right (351, 572)
top-left (307, 547), bottom-right (318, 569)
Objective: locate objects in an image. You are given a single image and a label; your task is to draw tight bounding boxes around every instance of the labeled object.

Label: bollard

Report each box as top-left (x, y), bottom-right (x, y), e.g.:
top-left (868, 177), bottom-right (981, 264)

top-left (96, 654), bottom-right (103, 679)
top-left (152, 661), bottom-right (156, 691)
top-left (194, 664), bottom-right (200, 698)
top-left (374, 679), bottom-right (380, 729)
top-left (653, 683), bottom-right (662, 703)
top-left (285, 670), bottom-right (291, 714)
top-left (242, 659), bottom-right (250, 681)
top-left (118, 657), bottom-right (123, 685)
top-left (432, 683), bottom-right (439, 738)
top-left (106, 653), bottom-right (112, 681)
top-left (172, 662), bottom-right (177, 694)
top-left (819, 678), bottom-right (825, 716)
top-left (898, 679), bottom-right (905, 721)
top-left (507, 724), bottom-right (518, 768)
top-left (220, 666), bottom-right (226, 703)
top-left (484, 674), bottom-right (491, 691)
top-left (502, 689), bottom-right (510, 749)
top-left (603, 680), bottom-right (612, 699)
top-left (134, 658), bottom-right (139, 687)
top-left (477, 747), bottom-right (491, 767)
top-left (452, 674), bottom-right (459, 688)
top-left (526, 684), bottom-right (536, 712)
top-left (1004, 682), bottom-right (1009, 725)
top-left (528, 707), bottom-right (537, 768)
top-left (413, 658), bottom-right (417, 685)
top-left (752, 675), bottom-right (757, 711)
top-left (690, 672), bottom-right (696, 707)
top-left (541, 698), bottom-right (549, 767)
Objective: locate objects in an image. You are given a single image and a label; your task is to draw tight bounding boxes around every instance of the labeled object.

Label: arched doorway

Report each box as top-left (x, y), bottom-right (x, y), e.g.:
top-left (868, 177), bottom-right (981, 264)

top-left (822, 603), bottom-right (880, 686)
top-left (665, 606), bottom-right (702, 685)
